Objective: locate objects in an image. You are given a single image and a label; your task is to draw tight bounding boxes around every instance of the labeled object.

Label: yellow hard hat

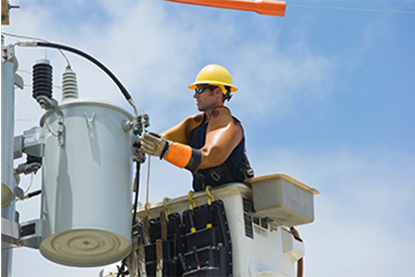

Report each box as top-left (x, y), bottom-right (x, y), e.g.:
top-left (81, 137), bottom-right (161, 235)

top-left (188, 64), bottom-right (238, 94)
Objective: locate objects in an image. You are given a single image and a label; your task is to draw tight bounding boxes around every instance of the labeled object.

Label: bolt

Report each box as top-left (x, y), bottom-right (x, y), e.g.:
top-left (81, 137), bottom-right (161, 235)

top-left (9, 4), bottom-right (20, 9)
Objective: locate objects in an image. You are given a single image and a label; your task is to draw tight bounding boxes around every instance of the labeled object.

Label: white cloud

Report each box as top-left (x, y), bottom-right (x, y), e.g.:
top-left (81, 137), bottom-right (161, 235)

top-left (6, 0), bottom-right (339, 130)
top-left (233, 48), bottom-right (336, 120)
top-left (249, 145), bottom-right (415, 275)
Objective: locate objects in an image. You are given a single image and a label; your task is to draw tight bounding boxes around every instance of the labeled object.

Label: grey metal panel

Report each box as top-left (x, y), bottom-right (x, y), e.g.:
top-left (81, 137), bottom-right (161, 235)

top-left (1, 198), bottom-right (17, 277)
top-left (1, 61), bottom-right (16, 208)
top-left (1, 217), bottom-right (19, 245)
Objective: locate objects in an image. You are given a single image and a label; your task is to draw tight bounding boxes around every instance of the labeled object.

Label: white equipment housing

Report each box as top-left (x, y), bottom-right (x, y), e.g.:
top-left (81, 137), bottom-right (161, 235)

top-left (36, 98), bottom-right (134, 267)
top-left (251, 174), bottom-right (319, 226)
top-left (134, 175), bottom-right (318, 277)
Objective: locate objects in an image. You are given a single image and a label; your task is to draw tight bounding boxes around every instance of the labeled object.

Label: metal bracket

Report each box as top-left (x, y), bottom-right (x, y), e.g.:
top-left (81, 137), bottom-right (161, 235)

top-left (1, 217), bottom-right (20, 245)
top-left (1, 217), bottom-right (43, 249)
top-left (19, 219), bottom-right (42, 249)
top-left (122, 110), bottom-right (150, 134)
top-left (14, 162), bottom-right (41, 175)
top-left (37, 96), bottom-right (58, 111)
top-left (84, 112), bottom-right (95, 128)
top-left (14, 73), bottom-right (24, 89)
top-left (6, 44), bottom-right (15, 61)
top-left (13, 127), bottom-right (46, 159)
top-left (57, 114), bottom-right (65, 146)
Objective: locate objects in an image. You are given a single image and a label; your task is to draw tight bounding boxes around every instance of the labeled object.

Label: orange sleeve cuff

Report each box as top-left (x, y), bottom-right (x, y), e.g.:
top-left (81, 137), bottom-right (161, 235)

top-left (164, 142), bottom-right (193, 168)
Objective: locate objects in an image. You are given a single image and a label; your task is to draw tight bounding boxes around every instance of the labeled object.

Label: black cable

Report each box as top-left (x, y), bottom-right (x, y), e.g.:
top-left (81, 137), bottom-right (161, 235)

top-left (27, 189), bottom-right (42, 199)
top-left (36, 42), bottom-right (132, 101)
top-left (132, 161), bottom-right (140, 228)
top-left (116, 259), bottom-right (129, 277)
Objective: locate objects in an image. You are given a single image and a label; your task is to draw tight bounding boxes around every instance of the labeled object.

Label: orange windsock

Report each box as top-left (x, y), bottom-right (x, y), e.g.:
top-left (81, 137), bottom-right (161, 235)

top-left (165, 0), bottom-right (286, 17)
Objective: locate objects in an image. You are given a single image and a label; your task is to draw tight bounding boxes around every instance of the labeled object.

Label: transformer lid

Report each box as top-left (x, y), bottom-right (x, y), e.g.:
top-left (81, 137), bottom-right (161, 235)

top-left (39, 229), bottom-right (132, 267)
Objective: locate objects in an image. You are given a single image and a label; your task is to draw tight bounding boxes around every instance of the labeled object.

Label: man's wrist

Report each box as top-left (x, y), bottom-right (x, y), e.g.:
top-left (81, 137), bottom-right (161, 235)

top-left (160, 141), bottom-right (170, 159)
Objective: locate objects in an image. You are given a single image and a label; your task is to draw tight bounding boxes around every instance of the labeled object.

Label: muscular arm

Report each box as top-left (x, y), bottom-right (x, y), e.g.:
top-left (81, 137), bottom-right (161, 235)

top-left (161, 114), bottom-right (204, 144)
top-left (142, 107), bottom-right (242, 174)
top-left (199, 108), bottom-right (243, 169)
top-left (162, 107), bottom-right (242, 172)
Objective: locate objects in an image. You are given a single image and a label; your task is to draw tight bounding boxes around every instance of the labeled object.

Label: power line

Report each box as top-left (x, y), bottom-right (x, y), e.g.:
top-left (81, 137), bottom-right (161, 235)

top-left (287, 4), bottom-right (415, 14)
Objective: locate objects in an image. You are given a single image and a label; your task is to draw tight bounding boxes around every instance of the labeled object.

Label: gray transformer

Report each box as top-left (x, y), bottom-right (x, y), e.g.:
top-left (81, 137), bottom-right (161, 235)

top-left (37, 98), bottom-right (134, 266)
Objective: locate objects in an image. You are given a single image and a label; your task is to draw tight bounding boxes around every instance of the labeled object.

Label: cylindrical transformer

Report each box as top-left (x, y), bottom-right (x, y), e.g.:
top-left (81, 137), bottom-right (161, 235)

top-left (1, 61), bottom-right (16, 208)
top-left (38, 97), bottom-right (134, 267)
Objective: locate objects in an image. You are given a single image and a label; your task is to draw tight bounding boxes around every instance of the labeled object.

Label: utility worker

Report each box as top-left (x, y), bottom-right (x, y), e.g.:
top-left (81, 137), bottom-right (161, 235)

top-left (140, 64), bottom-right (253, 191)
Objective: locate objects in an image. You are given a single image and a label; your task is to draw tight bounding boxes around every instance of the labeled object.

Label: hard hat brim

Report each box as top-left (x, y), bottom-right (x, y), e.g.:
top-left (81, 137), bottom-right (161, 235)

top-left (188, 81), bottom-right (238, 92)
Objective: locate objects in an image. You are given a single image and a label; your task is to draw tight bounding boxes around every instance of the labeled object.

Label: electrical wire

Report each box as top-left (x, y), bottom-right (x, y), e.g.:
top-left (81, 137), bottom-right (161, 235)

top-left (17, 40), bottom-right (138, 116)
top-left (43, 109), bottom-right (59, 138)
top-left (132, 161), bottom-right (141, 229)
top-left (1, 245), bottom-right (22, 251)
top-left (3, 31), bottom-right (49, 42)
top-left (287, 4), bottom-right (415, 14)
top-left (2, 32), bottom-right (71, 66)
top-left (17, 69), bottom-right (63, 90)
top-left (290, 227), bottom-right (304, 277)
top-left (23, 83), bottom-right (63, 90)
top-left (15, 118), bottom-right (38, 126)
top-left (132, 156), bottom-right (151, 229)
top-left (13, 173), bottom-right (34, 202)
top-left (35, 42), bottom-right (134, 102)
top-left (13, 38), bottom-right (139, 115)
top-left (17, 69), bottom-right (33, 75)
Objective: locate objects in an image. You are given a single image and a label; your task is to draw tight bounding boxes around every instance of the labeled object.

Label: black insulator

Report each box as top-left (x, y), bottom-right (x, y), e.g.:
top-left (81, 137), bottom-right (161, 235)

top-left (27, 155), bottom-right (42, 165)
top-left (32, 59), bottom-right (53, 99)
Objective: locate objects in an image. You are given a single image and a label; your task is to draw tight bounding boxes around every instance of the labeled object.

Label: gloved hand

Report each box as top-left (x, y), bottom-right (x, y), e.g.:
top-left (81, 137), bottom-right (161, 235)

top-left (140, 132), bottom-right (170, 159)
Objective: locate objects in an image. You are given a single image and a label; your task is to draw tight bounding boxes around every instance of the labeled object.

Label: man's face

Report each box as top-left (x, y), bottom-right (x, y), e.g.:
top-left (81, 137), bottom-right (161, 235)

top-left (193, 86), bottom-right (218, 112)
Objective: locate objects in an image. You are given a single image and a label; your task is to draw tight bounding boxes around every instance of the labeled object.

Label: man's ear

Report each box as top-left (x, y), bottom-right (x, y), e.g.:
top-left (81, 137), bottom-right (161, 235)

top-left (215, 87), bottom-right (222, 98)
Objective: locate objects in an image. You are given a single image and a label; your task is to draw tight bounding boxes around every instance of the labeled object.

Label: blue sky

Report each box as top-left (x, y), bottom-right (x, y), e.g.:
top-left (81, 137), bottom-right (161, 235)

top-left (3, 0), bottom-right (415, 276)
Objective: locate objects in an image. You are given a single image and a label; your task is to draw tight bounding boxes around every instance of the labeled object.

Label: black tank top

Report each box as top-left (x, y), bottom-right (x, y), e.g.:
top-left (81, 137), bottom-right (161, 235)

top-left (188, 116), bottom-right (245, 191)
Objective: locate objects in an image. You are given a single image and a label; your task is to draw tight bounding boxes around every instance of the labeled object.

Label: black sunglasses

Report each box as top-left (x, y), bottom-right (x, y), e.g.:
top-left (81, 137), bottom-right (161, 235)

top-left (195, 85), bottom-right (217, 94)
